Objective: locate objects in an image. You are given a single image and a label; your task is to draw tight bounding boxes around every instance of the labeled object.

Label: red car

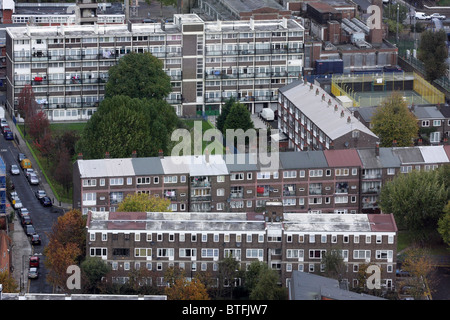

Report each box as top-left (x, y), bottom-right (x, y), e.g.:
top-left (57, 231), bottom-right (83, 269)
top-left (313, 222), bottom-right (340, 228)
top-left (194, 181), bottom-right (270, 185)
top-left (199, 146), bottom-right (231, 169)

top-left (29, 256), bottom-right (39, 268)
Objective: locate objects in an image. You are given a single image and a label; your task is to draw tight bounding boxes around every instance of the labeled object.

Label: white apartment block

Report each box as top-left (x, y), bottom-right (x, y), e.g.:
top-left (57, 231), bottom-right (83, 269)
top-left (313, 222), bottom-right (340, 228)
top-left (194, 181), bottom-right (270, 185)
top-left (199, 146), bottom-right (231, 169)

top-left (5, 14), bottom-right (305, 121)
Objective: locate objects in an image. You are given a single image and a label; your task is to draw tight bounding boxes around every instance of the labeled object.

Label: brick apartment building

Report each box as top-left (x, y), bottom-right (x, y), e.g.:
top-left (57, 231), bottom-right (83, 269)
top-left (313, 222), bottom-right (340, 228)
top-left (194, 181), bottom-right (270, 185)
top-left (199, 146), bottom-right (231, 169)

top-left (5, 13), bottom-right (304, 121)
top-left (278, 80), bottom-right (380, 151)
top-left (85, 209), bottom-right (398, 291)
top-left (73, 145), bottom-right (450, 216)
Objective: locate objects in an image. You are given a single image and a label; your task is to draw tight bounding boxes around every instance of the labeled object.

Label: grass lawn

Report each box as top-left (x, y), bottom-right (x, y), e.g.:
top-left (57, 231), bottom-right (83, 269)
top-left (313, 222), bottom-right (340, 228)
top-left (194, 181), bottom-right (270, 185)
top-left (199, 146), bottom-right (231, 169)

top-left (180, 119), bottom-right (224, 155)
top-left (17, 123), bottom-right (86, 204)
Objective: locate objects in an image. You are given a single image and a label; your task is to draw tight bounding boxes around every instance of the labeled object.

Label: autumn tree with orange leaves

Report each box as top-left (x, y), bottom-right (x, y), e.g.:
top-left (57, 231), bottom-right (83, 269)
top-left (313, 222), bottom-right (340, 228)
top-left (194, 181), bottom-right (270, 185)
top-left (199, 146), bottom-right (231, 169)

top-left (44, 209), bottom-right (86, 292)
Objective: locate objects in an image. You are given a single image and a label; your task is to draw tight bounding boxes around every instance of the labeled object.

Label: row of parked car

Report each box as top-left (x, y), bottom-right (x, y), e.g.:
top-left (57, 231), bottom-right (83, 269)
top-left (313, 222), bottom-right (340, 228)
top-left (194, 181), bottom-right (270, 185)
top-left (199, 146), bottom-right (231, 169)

top-left (7, 151), bottom-right (52, 280)
top-left (1, 118), bottom-right (13, 140)
top-left (415, 12), bottom-right (446, 20)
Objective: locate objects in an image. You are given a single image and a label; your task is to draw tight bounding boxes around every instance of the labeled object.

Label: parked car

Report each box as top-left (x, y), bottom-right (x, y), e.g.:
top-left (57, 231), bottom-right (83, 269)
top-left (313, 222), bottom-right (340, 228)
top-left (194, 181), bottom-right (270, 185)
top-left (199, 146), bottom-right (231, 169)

top-left (18, 208), bottom-right (29, 219)
top-left (12, 198), bottom-right (23, 209)
top-left (17, 153), bottom-right (26, 163)
top-left (39, 196), bottom-right (52, 207)
top-left (415, 12), bottom-right (430, 20)
top-left (31, 234), bottom-right (41, 245)
top-left (29, 255), bottom-right (39, 267)
top-left (35, 190), bottom-right (46, 199)
top-left (0, 118), bottom-right (7, 129)
top-left (429, 13), bottom-right (446, 20)
top-left (28, 267), bottom-right (39, 279)
top-left (3, 130), bottom-right (13, 140)
top-left (8, 191), bottom-right (19, 202)
top-left (24, 168), bottom-right (34, 178)
top-left (28, 173), bottom-right (39, 185)
top-left (10, 164), bottom-right (20, 175)
top-left (24, 225), bottom-right (36, 237)
top-left (21, 215), bottom-right (32, 226)
top-left (1, 125), bottom-right (10, 134)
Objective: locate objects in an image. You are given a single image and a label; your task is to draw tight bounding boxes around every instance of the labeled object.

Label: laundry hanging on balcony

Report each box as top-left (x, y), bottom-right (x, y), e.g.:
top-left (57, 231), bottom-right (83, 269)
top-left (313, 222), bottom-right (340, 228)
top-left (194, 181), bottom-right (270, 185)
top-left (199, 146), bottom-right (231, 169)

top-left (257, 187), bottom-right (265, 194)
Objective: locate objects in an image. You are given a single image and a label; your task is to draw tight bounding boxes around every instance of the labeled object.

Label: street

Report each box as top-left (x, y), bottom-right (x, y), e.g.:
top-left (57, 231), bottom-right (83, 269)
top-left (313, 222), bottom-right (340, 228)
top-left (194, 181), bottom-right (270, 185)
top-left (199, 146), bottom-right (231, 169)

top-left (1, 117), bottom-right (64, 294)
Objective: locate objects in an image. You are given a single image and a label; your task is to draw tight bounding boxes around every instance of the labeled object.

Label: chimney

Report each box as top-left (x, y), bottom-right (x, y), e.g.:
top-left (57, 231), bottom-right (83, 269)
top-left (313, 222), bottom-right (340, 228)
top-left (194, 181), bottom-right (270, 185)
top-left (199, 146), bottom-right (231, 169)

top-left (105, 152), bottom-right (110, 159)
top-left (392, 140), bottom-right (397, 147)
top-left (328, 99), bottom-right (332, 106)
top-left (347, 116), bottom-right (351, 123)
top-left (322, 93), bottom-right (325, 101)
top-left (77, 153), bottom-right (83, 160)
top-left (329, 142), bottom-right (334, 150)
top-left (418, 138), bottom-right (423, 146)
top-left (205, 149), bottom-right (210, 164)
top-left (158, 149), bottom-right (164, 158)
top-left (132, 150), bottom-right (137, 158)
top-left (375, 142), bottom-right (379, 157)
top-left (341, 110), bottom-right (345, 118)
top-left (334, 105), bottom-right (338, 112)
top-left (315, 88), bottom-right (319, 96)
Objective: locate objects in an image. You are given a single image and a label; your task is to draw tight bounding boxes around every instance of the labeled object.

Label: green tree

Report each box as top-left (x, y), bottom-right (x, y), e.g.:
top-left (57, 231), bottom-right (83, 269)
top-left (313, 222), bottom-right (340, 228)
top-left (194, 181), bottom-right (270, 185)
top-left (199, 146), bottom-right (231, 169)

top-left (117, 193), bottom-right (171, 212)
top-left (105, 52), bottom-right (172, 100)
top-left (218, 256), bottom-right (242, 299)
top-left (245, 261), bottom-right (286, 300)
top-left (81, 257), bottom-right (111, 293)
top-left (223, 102), bottom-right (254, 133)
top-left (76, 95), bottom-right (178, 159)
top-left (216, 97), bottom-right (236, 134)
top-left (438, 201), bottom-right (450, 247)
top-left (371, 92), bottom-right (418, 147)
top-left (321, 250), bottom-right (346, 280)
top-left (379, 168), bottom-right (448, 242)
top-left (418, 30), bottom-right (448, 82)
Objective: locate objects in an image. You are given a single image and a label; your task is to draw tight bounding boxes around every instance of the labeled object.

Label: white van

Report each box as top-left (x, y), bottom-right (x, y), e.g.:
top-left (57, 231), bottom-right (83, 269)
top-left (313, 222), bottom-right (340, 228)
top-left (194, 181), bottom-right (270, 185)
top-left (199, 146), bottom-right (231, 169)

top-left (415, 12), bottom-right (430, 20)
top-left (260, 108), bottom-right (275, 121)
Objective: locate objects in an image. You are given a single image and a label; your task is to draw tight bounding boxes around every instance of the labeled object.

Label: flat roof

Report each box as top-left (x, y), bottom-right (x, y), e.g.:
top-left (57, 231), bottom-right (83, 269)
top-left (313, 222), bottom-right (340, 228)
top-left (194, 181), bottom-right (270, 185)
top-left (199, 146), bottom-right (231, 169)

top-left (283, 213), bottom-right (397, 233)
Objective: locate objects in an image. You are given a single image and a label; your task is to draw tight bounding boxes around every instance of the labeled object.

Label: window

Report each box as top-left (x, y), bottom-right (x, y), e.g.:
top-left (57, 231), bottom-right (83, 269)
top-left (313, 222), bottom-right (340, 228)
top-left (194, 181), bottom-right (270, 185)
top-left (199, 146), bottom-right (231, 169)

top-left (135, 248), bottom-right (152, 257)
top-left (157, 248), bottom-right (174, 257)
top-left (335, 168), bottom-right (349, 176)
top-left (217, 188), bottom-right (225, 196)
top-left (353, 250), bottom-right (371, 259)
top-left (110, 178), bottom-right (124, 185)
top-left (217, 175), bottom-right (225, 182)
top-left (432, 120), bottom-right (441, 127)
top-left (283, 170), bottom-right (297, 178)
top-left (83, 179), bottom-right (96, 187)
top-left (387, 168), bottom-right (396, 175)
top-left (422, 120), bottom-right (430, 127)
top-left (309, 249), bottom-right (326, 259)
top-left (137, 177), bottom-right (151, 185)
top-left (127, 177), bottom-right (132, 185)
top-left (309, 169), bottom-right (323, 177)
top-left (230, 173), bottom-right (244, 180)
top-left (164, 176), bottom-right (178, 183)
top-left (376, 250), bottom-right (393, 260)
top-left (401, 166), bottom-right (412, 173)
top-left (179, 248), bottom-right (197, 257)
top-left (201, 248), bottom-right (219, 258)
top-left (246, 249), bottom-right (263, 258)
top-left (430, 131), bottom-right (440, 143)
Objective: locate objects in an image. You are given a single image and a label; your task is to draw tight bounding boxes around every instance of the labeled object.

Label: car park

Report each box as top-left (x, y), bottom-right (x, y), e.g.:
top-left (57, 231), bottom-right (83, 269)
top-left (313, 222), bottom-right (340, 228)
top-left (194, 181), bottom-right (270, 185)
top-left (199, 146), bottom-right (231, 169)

top-left (39, 196), bottom-right (52, 207)
top-left (29, 255), bottom-right (39, 267)
top-left (429, 13), bottom-right (446, 20)
top-left (35, 190), bottom-right (46, 199)
top-left (28, 173), bottom-right (39, 185)
top-left (21, 215), bottom-right (32, 226)
top-left (31, 234), bottom-right (41, 245)
top-left (10, 164), bottom-right (20, 175)
top-left (28, 267), bottom-right (39, 279)
top-left (24, 225), bottom-right (36, 237)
